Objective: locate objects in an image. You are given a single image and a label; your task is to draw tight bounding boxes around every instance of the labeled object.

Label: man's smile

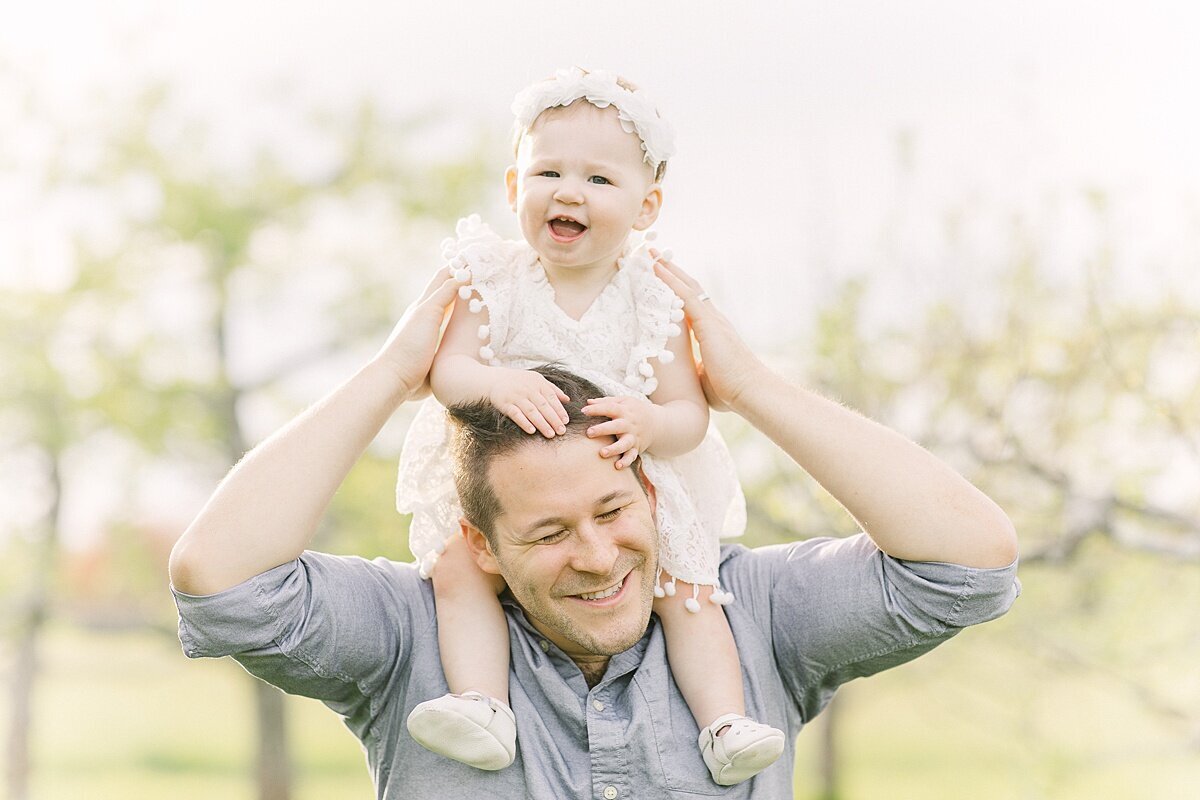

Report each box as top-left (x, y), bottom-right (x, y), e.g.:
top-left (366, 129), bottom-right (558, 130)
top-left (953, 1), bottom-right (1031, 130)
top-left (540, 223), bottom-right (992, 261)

top-left (571, 571), bottom-right (631, 605)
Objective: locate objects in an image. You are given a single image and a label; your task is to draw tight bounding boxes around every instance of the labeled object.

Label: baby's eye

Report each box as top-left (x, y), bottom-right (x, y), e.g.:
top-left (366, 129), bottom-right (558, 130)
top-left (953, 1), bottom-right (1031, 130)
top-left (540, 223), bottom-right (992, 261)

top-left (597, 506), bottom-right (623, 521)
top-left (538, 170), bottom-right (561, 178)
top-left (588, 176), bottom-right (611, 185)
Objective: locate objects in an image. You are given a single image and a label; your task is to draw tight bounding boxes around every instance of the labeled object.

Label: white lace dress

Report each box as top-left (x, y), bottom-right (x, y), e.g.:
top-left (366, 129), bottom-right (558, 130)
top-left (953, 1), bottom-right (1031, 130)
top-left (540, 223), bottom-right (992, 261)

top-left (396, 216), bottom-right (746, 599)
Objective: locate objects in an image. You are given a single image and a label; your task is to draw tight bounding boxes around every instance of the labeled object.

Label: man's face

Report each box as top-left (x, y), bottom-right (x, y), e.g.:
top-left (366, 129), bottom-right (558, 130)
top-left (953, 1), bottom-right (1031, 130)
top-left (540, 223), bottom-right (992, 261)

top-left (482, 434), bottom-right (659, 660)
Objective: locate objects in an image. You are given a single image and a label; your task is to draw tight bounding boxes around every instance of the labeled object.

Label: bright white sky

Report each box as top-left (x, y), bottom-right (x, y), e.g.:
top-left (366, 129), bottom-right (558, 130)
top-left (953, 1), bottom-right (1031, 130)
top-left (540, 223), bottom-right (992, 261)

top-left (3, 1), bottom-right (1199, 546)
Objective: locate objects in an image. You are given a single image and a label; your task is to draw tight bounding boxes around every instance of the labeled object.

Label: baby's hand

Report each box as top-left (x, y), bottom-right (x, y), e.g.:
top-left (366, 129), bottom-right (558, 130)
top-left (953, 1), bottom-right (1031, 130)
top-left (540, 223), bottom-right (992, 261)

top-left (489, 368), bottom-right (570, 438)
top-left (582, 395), bottom-right (660, 469)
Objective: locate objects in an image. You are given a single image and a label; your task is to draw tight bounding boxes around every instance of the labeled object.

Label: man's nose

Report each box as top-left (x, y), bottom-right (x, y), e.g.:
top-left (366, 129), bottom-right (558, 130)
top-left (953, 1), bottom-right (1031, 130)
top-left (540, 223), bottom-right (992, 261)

top-left (569, 523), bottom-right (619, 575)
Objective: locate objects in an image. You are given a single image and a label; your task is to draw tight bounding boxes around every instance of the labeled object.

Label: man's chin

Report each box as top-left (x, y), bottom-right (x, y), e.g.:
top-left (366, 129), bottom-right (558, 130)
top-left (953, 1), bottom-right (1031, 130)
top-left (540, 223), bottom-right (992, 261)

top-left (578, 617), bottom-right (651, 656)
top-left (533, 599), bottom-right (653, 658)
top-left (564, 595), bottom-right (655, 655)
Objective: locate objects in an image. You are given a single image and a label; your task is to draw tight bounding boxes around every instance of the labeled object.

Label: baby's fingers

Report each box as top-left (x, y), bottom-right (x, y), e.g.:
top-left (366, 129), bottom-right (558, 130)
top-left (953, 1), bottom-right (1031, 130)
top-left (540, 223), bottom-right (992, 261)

top-left (505, 401), bottom-right (557, 438)
top-left (582, 397), bottom-right (626, 420)
top-left (600, 434), bottom-right (638, 463)
top-left (504, 405), bottom-right (539, 436)
top-left (531, 392), bottom-right (568, 435)
top-left (542, 391), bottom-right (569, 428)
top-left (615, 447), bottom-right (640, 469)
top-left (586, 418), bottom-right (628, 440)
top-left (522, 400), bottom-right (561, 438)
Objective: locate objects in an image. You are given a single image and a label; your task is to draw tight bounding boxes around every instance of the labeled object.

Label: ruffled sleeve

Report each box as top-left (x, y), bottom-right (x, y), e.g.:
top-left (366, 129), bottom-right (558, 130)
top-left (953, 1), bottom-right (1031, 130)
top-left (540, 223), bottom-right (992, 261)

top-left (615, 237), bottom-right (686, 396)
top-left (441, 214), bottom-right (536, 366)
top-left (397, 216), bottom-right (535, 574)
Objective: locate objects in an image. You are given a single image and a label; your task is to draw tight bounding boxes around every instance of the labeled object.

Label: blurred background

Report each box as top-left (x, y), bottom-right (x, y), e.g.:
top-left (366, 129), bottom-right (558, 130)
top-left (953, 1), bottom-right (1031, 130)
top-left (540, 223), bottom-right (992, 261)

top-left (1, 2), bottom-right (1197, 798)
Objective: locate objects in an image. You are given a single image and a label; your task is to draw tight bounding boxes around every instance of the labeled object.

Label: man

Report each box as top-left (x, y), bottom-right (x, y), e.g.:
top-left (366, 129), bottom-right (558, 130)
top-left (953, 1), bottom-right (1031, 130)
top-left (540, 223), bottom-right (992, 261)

top-left (169, 259), bottom-right (1019, 798)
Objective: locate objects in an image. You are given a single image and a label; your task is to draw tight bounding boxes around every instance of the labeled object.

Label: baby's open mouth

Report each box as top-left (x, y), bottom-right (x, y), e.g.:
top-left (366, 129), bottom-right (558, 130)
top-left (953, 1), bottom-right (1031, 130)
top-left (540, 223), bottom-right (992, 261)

top-left (549, 217), bottom-right (587, 240)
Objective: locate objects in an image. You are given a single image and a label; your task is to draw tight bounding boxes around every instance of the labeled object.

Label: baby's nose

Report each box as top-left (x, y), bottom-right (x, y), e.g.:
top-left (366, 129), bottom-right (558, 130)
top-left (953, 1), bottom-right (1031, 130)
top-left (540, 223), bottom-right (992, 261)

top-left (553, 179), bottom-right (585, 203)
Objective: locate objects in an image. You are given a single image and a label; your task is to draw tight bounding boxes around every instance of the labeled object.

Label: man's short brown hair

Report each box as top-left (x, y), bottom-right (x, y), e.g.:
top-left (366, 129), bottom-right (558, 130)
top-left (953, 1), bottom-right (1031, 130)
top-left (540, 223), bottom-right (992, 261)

top-left (447, 365), bottom-right (643, 544)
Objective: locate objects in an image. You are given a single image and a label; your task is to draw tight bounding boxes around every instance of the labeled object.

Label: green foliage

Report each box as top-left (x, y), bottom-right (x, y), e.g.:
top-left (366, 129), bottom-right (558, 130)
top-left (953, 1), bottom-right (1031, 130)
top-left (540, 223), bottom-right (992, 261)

top-left (319, 452), bottom-right (412, 561)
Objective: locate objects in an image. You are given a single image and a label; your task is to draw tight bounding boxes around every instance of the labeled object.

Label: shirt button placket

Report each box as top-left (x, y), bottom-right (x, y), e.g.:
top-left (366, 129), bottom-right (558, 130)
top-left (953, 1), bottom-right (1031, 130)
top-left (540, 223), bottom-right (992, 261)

top-left (589, 689), bottom-right (622, 800)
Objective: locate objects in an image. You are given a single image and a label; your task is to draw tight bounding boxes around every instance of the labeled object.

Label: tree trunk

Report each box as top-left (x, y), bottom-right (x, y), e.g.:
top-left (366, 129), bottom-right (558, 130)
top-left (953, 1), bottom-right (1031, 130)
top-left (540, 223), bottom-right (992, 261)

top-left (254, 681), bottom-right (292, 800)
top-left (5, 453), bottom-right (61, 800)
top-left (818, 692), bottom-right (842, 800)
top-left (208, 261), bottom-right (294, 800)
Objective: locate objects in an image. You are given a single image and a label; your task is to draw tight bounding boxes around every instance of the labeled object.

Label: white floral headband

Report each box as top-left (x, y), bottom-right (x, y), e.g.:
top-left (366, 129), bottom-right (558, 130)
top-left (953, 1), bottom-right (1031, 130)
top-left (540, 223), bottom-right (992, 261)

top-left (510, 67), bottom-right (676, 174)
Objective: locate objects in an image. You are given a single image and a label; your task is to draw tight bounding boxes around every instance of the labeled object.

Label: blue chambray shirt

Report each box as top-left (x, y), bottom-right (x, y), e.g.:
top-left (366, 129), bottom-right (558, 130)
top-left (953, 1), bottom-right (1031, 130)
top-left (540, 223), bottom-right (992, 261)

top-left (173, 538), bottom-right (1019, 799)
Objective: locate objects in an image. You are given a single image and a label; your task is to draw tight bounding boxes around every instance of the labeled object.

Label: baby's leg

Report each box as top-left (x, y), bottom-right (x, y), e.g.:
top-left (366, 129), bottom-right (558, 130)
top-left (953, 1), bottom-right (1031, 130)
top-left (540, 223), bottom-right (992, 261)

top-left (406, 533), bottom-right (516, 771)
top-left (654, 578), bottom-right (744, 727)
top-left (655, 576), bottom-right (786, 786)
top-left (433, 533), bottom-right (509, 703)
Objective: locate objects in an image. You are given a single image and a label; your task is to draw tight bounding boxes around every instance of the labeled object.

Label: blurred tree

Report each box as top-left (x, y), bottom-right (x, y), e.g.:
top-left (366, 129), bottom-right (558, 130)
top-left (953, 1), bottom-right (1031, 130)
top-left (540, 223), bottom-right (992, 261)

top-left (1, 294), bottom-right (68, 800)
top-left (736, 203), bottom-right (1200, 794)
top-left (1, 77), bottom-right (495, 798)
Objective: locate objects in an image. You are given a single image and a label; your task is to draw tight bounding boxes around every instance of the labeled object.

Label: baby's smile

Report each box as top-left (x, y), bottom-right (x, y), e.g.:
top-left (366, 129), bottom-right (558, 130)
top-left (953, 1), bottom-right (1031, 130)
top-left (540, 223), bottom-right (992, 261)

top-left (548, 216), bottom-right (588, 242)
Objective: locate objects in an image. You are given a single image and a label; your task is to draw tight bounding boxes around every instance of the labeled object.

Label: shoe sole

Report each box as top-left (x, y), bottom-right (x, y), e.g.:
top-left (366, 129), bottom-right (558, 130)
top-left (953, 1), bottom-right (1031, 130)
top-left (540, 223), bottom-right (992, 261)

top-left (716, 734), bottom-right (787, 785)
top-left (407, 707), bottom-right (514, 771)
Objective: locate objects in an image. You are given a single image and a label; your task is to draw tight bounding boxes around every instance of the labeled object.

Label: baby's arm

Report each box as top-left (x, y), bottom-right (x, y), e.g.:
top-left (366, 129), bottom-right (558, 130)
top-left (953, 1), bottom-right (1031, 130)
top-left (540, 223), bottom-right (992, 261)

top-left (582, 320), bottom-right (709, 465)
top-left (430, 294), bottom-right (569, 438)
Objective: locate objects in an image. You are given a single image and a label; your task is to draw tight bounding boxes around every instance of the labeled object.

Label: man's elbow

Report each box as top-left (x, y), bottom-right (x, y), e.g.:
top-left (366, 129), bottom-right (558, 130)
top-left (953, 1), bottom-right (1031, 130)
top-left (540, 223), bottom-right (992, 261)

top-left (976, 511), bottom-right (1019, 569)
top-left (168, 535), bottom-right (213, 596)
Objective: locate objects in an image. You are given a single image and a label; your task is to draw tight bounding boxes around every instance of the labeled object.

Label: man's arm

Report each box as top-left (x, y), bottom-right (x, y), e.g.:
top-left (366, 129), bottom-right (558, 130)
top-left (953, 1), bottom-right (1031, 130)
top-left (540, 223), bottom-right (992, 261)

top-left (168, 268), bottom-right (464, 596)
top-left (653, 257), bottom-right (1017, 569)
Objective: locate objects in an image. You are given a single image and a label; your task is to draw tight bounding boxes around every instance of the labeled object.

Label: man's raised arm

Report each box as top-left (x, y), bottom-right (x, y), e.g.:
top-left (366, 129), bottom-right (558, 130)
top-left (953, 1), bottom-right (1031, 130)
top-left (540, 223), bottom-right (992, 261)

top-left (653, 257), bottom-right (1017, 570)
top-left (168, 268), bottom-right (464, 596)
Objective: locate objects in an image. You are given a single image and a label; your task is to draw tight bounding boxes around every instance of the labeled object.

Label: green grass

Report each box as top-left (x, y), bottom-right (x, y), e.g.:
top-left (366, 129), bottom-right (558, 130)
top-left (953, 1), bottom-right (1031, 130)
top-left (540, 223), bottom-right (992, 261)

top-left (6, 561), bottom-right (1200, 799)
top-left (16, 623), bottom-right (373, 799)
top-left (789, 557), bottom-right (1200, 800)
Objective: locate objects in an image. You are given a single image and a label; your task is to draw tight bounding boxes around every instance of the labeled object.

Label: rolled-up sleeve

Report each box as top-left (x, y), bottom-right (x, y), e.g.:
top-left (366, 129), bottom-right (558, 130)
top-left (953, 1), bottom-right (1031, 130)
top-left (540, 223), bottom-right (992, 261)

top-left (172, 551), bottom-right (432, 733)
top-left (725, 535), bottom-right (1019, 722)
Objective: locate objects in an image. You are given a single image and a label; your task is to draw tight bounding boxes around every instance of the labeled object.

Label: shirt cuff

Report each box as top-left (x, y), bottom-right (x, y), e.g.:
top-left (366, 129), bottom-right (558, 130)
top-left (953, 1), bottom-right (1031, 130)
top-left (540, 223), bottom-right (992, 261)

top-left (172, 559), bottom-right (302, 658)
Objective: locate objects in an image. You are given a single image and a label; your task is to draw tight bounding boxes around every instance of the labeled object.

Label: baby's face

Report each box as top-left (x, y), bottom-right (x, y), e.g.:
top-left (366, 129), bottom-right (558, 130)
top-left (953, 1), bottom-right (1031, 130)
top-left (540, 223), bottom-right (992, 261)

top-left (506, 101), bottom-right (662, 276)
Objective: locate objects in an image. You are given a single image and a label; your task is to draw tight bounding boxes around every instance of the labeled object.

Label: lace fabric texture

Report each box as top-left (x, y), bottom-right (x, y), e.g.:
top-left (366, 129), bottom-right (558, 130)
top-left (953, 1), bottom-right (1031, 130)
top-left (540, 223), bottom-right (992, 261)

top-left (396, 216), bottom-right (745, 586)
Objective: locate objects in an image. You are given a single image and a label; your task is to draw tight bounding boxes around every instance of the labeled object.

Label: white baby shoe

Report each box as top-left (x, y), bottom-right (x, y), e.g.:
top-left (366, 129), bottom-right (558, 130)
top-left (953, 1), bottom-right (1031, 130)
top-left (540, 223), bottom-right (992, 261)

top-left (698, 713), bottom-right (786, 786)
top-left (406, 691), bottom-right (517, 771)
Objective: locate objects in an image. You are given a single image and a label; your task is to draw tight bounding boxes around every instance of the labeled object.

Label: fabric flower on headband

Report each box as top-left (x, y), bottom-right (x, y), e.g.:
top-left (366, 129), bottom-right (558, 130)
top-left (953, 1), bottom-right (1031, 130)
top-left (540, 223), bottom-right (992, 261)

top-left (511, 67), bottom-right (676, 173)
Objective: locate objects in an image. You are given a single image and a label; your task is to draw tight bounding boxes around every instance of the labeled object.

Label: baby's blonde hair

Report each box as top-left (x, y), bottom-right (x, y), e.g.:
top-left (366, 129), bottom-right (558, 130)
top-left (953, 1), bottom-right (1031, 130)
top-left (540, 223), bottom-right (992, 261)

top-left (510, 69), bottom-right (669, 184)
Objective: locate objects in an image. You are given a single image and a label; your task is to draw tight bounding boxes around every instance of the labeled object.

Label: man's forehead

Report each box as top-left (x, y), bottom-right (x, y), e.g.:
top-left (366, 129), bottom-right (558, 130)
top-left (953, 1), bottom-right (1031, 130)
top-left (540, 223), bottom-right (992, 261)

top-left (487, 435), bottom-right (639, 521)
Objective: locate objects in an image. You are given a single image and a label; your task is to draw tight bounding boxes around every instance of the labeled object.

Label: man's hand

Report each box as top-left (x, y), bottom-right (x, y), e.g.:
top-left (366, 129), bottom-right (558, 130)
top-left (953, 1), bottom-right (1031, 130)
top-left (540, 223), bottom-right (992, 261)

top-left (651, 251), bottom-right (765, 413)
top-left (375, 266), bottom-right (469, 401)
top-left (488, 368), bottom-right (571, 438)
top-left (581, 395), bottom-right (661, 469)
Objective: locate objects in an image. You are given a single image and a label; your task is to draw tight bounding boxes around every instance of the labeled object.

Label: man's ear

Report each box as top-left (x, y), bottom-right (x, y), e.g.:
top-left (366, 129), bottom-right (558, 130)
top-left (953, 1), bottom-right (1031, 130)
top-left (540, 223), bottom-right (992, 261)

top-left (504, 165), bottom-right (519, 211)
top-left (632, 183), bottom-right (663, 231)
top-left (461, 518), bottom-right (502, 576)
top-left (636, 466), bottom-right (658, 522)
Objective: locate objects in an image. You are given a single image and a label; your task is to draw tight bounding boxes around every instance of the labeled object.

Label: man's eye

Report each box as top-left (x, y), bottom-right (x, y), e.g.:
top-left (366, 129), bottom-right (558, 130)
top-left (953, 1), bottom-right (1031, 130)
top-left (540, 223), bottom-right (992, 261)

top-left (588, 176), bottom-right (610, 185)
top-left (539, 529), bottom-right (568, 544)
top-left (539, 170), bottom-right (560, 178)
top-left (597, 507), bottom-right (623, 521)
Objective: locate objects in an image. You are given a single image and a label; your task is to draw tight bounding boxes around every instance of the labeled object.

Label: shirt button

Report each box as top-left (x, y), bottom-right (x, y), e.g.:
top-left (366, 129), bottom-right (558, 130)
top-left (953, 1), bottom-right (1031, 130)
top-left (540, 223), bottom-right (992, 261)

top-left (602, 787), bottom-right (618, 800)
top-left (592, 699), bottom-right (605, 711)
top-left (539, 640), bottom-right (550, 652)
